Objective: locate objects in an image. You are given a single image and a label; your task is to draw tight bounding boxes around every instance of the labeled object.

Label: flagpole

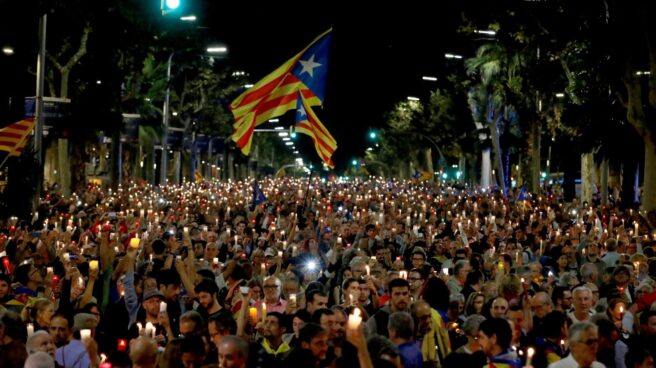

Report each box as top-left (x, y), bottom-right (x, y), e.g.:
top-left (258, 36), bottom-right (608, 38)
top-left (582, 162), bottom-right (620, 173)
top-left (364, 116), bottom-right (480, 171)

top-left (300, 169), bottom-right (313, 218)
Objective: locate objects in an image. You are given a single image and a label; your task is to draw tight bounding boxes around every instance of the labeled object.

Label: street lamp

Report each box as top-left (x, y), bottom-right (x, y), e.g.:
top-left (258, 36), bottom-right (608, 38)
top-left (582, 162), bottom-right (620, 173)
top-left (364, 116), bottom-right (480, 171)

top-left (2, 46), bottom-right (14, 55)
top-left (160, 46), bottom-right (227, 184)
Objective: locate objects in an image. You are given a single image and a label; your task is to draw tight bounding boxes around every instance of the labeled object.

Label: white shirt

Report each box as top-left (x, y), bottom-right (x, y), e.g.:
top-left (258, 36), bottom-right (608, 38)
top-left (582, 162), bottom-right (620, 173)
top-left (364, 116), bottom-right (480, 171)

top-left (548, 354), bottom-right (606, 368)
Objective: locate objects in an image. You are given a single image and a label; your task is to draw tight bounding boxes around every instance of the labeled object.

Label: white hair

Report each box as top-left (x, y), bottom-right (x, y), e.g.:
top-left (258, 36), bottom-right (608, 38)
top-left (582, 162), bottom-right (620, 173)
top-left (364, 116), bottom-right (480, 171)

top-left (24, 352), bottom-right (55, 368)
top-left (25, 331), bottom-right (49, 354)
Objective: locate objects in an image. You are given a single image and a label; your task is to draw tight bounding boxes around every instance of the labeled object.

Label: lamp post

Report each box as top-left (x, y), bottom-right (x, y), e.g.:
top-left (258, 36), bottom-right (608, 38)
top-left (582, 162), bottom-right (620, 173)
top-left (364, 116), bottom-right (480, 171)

top-left (160, 46), bottom-right (227, 184)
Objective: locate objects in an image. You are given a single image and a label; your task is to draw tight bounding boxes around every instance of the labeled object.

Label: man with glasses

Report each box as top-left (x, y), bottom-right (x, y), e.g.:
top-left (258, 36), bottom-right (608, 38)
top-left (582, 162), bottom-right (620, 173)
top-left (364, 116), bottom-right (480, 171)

top-left (530, 292), bottom-right (553, 338)
top-left (548, 322), bottom-right (603, 368)
top-left (262, 276), bottom-right (287, 314)
top-left (448, 260), bottom-right (471, 295)
top-left (411, 300), bottom-right (451, 366)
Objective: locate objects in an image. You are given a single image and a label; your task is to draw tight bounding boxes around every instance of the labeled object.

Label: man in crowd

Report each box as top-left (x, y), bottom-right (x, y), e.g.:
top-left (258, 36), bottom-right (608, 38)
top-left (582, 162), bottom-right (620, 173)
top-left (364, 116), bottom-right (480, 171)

top-left (367, 278), bottom-right (411, 337)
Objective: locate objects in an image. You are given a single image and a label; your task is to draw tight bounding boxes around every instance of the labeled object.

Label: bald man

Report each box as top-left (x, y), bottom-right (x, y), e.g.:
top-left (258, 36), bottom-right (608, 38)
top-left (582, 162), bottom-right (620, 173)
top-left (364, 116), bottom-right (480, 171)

top-left (129, 337), bottom-right (158, 368)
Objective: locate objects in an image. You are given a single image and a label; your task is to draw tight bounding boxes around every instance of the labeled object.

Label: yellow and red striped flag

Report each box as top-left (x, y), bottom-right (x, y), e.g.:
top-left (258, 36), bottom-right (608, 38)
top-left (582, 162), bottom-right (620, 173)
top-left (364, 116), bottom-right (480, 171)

top-left (295, 93), bottom-right (337, 168)
top-left (0, 118), bottom-right (35, 156)
top-left (230, 29), bottom-right (332, 155)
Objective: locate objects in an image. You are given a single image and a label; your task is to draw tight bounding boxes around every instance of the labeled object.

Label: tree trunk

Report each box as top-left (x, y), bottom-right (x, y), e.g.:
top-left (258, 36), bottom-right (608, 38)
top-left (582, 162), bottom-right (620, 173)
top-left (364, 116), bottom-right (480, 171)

top-left (425, 148), bottom-right (434, 181)
top-left (57, 138), bottom-right (71, 196)
top-left (643, 138), bottom-right (656, 211)
top-left (490, 123), bottom-right (506, 194)
top-left (529, 120), bottom-right (541, 193)
top-left (481, 149), bottom-right (491, 188)
top-left (600, 158), bottom-right (609, 205)
top-left (581, 152), bottom-right (594, 203)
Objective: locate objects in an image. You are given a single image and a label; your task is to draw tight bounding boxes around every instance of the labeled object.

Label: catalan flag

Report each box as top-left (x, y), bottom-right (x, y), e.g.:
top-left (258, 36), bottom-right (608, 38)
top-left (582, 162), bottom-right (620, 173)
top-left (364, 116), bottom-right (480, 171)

top-left (230, 29), bottom-right (332, 155)
top-left (295, 93), bottom-right (337, 168)
top-left (413, 170), bottom-right (433, 182)
top-left (0, 118), bottom-right (35, 156)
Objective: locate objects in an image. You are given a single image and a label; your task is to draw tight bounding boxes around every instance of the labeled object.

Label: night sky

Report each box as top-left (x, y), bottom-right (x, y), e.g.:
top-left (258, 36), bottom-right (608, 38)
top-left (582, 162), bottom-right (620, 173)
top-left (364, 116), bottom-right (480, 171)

top-left (0, 1), bottom-right (470, 171)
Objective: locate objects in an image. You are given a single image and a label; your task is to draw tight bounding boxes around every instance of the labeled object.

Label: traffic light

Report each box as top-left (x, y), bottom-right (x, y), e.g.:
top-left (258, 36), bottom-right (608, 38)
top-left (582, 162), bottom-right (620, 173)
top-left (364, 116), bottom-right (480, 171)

top-left (161, 0), bottom-right (181, 14)
top-left (352, 159), bottom-right (358, 166)
top-left (369, 131), bottom-right (377, 139)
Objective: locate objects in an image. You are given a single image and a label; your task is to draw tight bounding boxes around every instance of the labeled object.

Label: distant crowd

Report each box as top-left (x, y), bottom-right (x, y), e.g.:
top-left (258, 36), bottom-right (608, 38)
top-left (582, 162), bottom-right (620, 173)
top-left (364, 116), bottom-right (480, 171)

top-left (1, 177), bottom-right (656, 368)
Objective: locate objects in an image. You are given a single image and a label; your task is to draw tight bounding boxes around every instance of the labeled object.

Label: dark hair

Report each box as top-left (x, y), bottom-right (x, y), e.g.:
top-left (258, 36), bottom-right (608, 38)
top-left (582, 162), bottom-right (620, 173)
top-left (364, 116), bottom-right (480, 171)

top-left (551, 286), bottom-right (569, 306)
top-left (388, 278), bottom-right (410, 292)
top-left (298, 323), bottom-right (326, 343)
top-left (311, 308), bottom-right (334, 324)
top-left (208, 311), bottom-right (237, 335)
top-left (595, 318), bottom-right (618, 338)
top-left (307, 289), bottom-right (327, 305)
top-left (421, 276), bottom-right (450, 311)
top-left (194, 278), bottom-right (219, 297)
top-left (294, 309), bottom-right (312, 323)
top-left (196, 269), bottom-right (215, 281)
top-left (626, 348), bottom-right (652, 368)
top-left (151, 239), bottom-right (166, 255)
top-left (640, 310), bottom-right (656, 325)
top-left (266, 311), bottom-right (286, 330)
top-left (479, 318), bottom-right (512, 350)
top-left (229, 264), bottom-right (246, 281)
top-left (543, 311), bottom-right (568, 339)
top-left (180, 335), bottom-right (206, 356)
top-left (156, 269), bottom-right (181, 288)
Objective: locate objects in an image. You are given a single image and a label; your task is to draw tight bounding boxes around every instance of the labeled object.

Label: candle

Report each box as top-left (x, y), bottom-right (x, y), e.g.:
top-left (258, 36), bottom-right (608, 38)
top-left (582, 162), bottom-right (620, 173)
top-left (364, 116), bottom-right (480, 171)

top-left (27, 323), bottom-right (34, 336)
top-left (337, 236), bottom-right (342, 244)
top-left (365, 265), bottom-right (370, 276)
top-left (290, 294), bottom-right (297, 304)
top-left (399, 270), bottom-right (407, 279)
top-left (406, 216), bottom-right (411, 226)
top-left (129, 237), bottom-right (140, 249)
top-left (278, 251), bottom-right (283, 258)
top-left (117, 339), bottom-right (127, 351)
top-left (46, 267), bottom-right (53, 274)
top-left (137, 322), bottom-right (143, 335)
top-left (261, 302), bottom-right (267, 323)
top-left (261, 263), bottom-right (266, 273)
top-left (526, 347), bottom-right (535, 368)
top-left (234, 235), bottom-right (238, 246)
top-left (213, 257), bottom-right (219, 266)
top-left (539, 240), bottom-right (543, 256)
top-left (160, 302), bottom-right (167, 313)
top-left (145, 322), bottom-right (155, 338)
top-left (89, 260), bottom-right (99, 271)
top-left (347, 308), bottom-right (362, 330)
top-left (249, 307), bottom-right (258, 323)
top-left (140, 209), bottom-right (145, 218)
top-left (560, 339), bottom-right (565, 352)
top-left (635, 222), bottom-right (639, 236)
top-left (80, 329), bottom-right (91, 340)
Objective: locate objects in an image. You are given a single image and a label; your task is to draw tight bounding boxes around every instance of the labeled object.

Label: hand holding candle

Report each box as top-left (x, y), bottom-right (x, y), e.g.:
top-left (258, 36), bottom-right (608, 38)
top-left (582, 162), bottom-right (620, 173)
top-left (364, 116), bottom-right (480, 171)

top-left (347, 308), bottom-right (362, 330)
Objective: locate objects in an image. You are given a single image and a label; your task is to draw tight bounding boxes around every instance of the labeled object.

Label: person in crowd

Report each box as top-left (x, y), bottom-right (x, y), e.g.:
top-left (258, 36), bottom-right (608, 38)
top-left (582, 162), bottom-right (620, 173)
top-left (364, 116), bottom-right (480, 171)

top-left (548, 322), bottom-right (604, 368)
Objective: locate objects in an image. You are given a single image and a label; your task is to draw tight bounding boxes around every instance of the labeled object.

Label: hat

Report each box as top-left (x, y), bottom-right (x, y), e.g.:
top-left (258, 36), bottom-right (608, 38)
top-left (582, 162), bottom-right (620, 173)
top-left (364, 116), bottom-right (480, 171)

top-left (73, 313), bottom-right (98, 331)
top-left (142, 289), bottom-right (164, 302)
top-left (264, 248), bottom-right (277, 258)
top-left (14, 287), bottom-right (37, 297)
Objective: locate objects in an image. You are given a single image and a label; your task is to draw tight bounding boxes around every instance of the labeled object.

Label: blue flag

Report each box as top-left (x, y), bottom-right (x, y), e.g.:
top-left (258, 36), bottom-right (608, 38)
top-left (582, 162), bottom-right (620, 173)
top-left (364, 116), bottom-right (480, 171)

top-left (516, 185), bottom-right (528, 201)
top-left (252, 181), bottom-right (267, 205)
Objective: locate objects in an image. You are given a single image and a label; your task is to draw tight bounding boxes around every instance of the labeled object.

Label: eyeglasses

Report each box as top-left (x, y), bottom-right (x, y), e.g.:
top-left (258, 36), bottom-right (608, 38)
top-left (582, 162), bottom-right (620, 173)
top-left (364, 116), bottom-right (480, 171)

top-left (263, 285), bottom-right (278, 289)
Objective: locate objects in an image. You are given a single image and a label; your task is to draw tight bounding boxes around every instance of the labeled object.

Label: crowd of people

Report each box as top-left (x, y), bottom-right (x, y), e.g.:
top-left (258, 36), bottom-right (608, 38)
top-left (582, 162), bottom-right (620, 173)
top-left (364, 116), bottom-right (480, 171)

top-left (1, 176), bottom-right (656, 368)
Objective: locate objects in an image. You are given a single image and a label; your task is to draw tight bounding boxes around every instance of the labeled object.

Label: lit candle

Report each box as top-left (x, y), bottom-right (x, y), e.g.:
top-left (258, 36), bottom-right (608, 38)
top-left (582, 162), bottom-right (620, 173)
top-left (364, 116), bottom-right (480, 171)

top-left (137, 322), bottom-right (143, 335)
top-left (27, 323), bottom-right (34, 336)
top-left (365, 265), bottom-right (370, 276)
top-left (249, 307), bottom-right (258, 323)
top-left (526, 347), bottom-right (535, 368)
top-left (234, 235), bottom-right (238, 246)
top-left (635, 222), bottom-right (639, 236)
top-left (144, 322), bottom-right (155, 338)
top-left (89, 260), bottom-right (99, 271)
top-left (129, 237), bottom-right (140, 249)
top-left (347, 308), bottom-right (362, 330)
top-left (80, 329), bottom-right (91, 340)
top-left (160, 302), bottom-right (167, 313)
top-left (399, 270), bottom-right (407, 279)
top-left (261, 302), bottom-right (267, 323)
top-left (213, 257), bottom-right (219, 266)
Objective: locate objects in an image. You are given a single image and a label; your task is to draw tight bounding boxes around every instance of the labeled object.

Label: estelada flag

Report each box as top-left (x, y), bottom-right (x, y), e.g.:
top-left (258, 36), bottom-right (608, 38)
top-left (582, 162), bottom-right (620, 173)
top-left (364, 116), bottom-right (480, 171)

top-left (295, 92), bottom-right (337, 168)
top-left (230, 29), bottom-right (332, 155)
top-left (0, 118), bottom-right (35, 156)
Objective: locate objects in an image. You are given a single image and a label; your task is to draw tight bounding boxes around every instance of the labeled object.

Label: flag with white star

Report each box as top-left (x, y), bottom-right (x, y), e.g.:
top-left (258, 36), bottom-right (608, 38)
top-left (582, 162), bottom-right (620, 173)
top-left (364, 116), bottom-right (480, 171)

top-left (229, 29), bottom-right (332, 155)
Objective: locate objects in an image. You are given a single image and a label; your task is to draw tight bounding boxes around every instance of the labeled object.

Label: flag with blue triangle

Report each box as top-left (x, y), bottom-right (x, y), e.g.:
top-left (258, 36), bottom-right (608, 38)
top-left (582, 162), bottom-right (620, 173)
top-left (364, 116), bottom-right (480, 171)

top-left (252, 181), bottom-right (267, 205)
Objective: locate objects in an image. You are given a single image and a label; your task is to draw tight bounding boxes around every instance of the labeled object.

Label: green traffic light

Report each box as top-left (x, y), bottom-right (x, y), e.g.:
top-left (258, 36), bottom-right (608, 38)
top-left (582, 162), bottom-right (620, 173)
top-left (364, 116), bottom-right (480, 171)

top-left (291, 132), bottom-right (297, 138)
top-left (369, 132), bottom-right (377, 139)
top-left (352, 160), bottom-right (358, 166)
